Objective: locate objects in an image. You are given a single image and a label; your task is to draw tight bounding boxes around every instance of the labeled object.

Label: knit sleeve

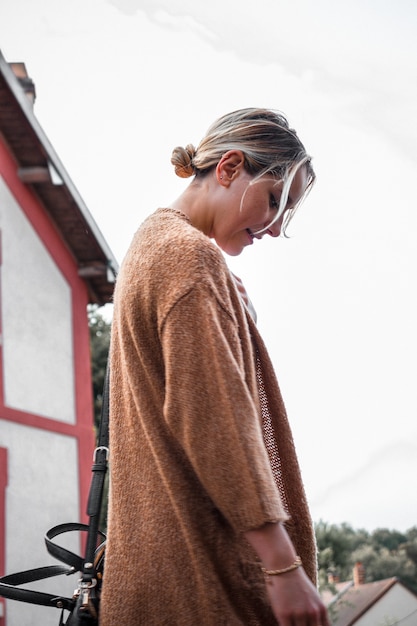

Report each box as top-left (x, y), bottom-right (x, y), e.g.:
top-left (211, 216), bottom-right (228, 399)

top-left (160, 285), bottom-right (288, 533)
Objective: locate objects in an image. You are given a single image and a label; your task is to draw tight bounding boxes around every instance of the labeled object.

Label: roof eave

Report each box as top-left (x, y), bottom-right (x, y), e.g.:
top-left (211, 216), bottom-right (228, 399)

top-left (0, 50), bottom-right (118, 306)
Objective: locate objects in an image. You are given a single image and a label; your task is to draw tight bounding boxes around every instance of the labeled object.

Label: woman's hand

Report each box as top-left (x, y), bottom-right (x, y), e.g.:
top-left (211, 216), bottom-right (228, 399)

top-left (244, 522), bottom-right (329, 625)
top-left (264, 566), bottom-right (329, 626)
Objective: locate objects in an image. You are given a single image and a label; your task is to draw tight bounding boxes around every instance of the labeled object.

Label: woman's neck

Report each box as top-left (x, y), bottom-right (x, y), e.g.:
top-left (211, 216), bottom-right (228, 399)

top-left (169, 177), bottom-right (215, 237)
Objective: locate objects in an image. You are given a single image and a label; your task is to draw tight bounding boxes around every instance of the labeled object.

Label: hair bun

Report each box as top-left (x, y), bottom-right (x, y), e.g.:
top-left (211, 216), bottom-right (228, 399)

top-left (171, 144), bottom-right (197, 178)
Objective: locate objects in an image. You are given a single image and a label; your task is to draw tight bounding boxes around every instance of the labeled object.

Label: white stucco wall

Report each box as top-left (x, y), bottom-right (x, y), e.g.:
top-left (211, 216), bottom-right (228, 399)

top-left (1, 419), bottom-right (80, 626)
top-left (0, 176), bottom-right (75, 423)
top-left (355, 584), bottom-right (417, 626)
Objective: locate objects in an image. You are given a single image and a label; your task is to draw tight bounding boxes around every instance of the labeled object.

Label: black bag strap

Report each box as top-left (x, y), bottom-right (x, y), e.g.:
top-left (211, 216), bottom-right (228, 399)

top-left (45, 523), bottom-right (106, 571)
top-left (0, 579), bottom-right (75, 610)
top-left (0, 565), bottom-right (72, 587)
top-left (82, 366), bottom-right (110, 581)
top-left (0, 366), bottom-right (110, 612)
top-left (96, 365), bottom-right (110, 451)
top-left (0, 566), bottom-right (75, 609)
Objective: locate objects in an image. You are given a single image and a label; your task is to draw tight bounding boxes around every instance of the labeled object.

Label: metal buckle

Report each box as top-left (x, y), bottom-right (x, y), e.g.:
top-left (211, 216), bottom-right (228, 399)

top-left (93, 446), bottom-right (109, 462)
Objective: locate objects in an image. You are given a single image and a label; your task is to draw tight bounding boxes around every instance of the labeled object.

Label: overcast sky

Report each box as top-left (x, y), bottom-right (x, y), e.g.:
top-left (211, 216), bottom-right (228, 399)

top-left (1, 0), bottom-right (416, 533)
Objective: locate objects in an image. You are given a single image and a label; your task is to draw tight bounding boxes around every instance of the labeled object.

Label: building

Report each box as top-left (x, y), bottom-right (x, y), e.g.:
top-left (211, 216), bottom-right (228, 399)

top-left (0, 51), bottom-right (118, 626)
top-left (324, 563), bottom-right (417, 625)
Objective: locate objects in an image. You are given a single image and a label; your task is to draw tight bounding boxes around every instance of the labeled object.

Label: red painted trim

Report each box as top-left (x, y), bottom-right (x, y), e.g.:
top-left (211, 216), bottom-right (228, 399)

top-left (0, 137), bottom-right (95, 526)
top-left (0, 447), bottom-right (8, 625)
top-left (0, 408), bottom-right (77, 437)
top-left (72, 283), bottom-right (96, 523)
top-left (0, 228), bottom-right (4, 411)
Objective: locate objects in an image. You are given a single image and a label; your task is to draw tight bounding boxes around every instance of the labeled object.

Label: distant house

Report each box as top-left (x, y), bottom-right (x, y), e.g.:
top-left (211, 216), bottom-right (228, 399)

top-left (324, 563), bottom-right (417, 625)
top-left (0, 51), bottom-right (118, 626)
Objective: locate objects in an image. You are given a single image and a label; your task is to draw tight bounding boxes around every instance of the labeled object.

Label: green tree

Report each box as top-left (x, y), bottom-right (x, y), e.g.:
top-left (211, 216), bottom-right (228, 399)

top-left (88, 304), bottom-right (111, 431)
top-left (315, 520), bottom-right (370, 585)
top-left (352, 544), bottom-right (415, 589)
top-left (404, 537), bottom-right (417, 566)
top-left (371, 528), bottom-right (407, 552)
top-left (315, 521), bottom-right (417, 595)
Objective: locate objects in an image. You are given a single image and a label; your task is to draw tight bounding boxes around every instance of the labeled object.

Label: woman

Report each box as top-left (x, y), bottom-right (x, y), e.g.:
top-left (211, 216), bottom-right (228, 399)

top-left (101, 108), bottom-right (329, 625)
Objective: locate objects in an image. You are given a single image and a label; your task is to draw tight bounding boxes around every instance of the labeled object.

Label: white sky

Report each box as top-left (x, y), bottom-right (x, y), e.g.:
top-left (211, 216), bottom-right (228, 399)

top-left (1, 0), bottom-right (416, 533)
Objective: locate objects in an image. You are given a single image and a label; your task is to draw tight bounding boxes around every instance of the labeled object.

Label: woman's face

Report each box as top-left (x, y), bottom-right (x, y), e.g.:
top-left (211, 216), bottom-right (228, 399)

top-left (213, 165), bottom-right (308, 257)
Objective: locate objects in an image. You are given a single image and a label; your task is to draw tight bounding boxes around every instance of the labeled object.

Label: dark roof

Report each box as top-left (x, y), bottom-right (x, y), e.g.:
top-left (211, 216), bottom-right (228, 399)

top-left (0, 51), bottom-right (118, 305)
top-left (329, 577), bottom-right (401, 626)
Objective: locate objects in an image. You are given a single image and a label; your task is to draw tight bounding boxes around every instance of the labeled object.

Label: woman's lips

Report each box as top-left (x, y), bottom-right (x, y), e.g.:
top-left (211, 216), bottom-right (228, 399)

top-left (246, 229), bottom-right (254, 244)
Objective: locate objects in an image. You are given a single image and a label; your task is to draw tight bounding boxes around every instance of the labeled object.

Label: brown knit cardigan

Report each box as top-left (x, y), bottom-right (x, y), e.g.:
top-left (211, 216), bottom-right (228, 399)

top-left (100, 208), bottom-right (317, 626)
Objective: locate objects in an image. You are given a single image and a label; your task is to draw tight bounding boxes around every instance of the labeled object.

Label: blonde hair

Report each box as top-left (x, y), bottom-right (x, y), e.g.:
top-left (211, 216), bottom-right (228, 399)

top-left (171, 108), bottom-right (315, 235)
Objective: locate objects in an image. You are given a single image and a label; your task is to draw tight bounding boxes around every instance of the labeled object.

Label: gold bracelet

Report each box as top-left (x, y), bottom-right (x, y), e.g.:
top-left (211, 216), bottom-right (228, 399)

top-left (261, 556), bottom-right (302, 576)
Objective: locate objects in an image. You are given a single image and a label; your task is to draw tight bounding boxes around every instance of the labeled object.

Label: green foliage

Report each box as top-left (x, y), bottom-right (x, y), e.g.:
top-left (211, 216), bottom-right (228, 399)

top-left (371, 528), bottom-right (407, 552)
top-left (315, 520), bottom-right (417, 594)
top-left (88, 304), bottom-right (111, 430)
top-left (354, 545), bottom-right (414, 585)
top-left (404, 538), bottom-right (417, 564)
top-left (315, 521), bottom-right (369, 585)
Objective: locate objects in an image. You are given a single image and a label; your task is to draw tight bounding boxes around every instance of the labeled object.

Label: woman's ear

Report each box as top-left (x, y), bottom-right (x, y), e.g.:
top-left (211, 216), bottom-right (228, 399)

top-left (216, 150), bottom-right (245, 186)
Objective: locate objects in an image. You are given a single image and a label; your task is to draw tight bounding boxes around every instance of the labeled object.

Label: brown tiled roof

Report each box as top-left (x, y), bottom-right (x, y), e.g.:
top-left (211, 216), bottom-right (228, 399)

top-left (329, 577), bottom-right (399, 626)
top-left (0, 51), bottom-right (118, 305)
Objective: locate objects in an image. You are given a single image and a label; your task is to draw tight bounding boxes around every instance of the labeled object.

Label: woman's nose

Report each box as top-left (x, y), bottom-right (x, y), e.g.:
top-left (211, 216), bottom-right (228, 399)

top-left (266, 219), bottom-right (282, 238)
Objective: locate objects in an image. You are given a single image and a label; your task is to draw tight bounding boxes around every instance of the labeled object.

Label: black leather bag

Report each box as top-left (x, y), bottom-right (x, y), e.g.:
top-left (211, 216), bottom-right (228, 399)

top-left (0, 370), bottom-right (109, 625)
